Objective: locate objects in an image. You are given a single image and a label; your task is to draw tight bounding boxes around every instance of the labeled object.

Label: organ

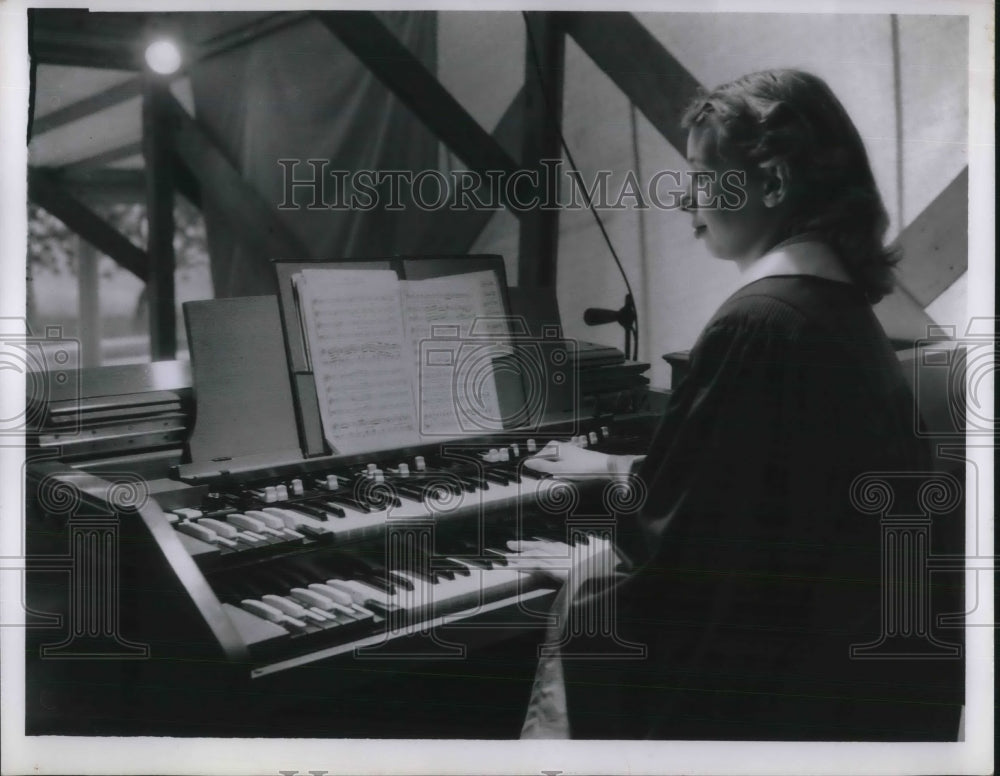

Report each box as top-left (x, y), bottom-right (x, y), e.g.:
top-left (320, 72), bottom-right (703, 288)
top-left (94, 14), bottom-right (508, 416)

top-left (23, 256), bottom-right (659, 737)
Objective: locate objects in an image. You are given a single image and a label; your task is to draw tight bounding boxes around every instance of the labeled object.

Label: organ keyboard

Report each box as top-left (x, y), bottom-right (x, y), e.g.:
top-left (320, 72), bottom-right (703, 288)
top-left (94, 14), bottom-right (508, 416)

top-left (25, 357), bottom-right (658, 736)
top-left (161, 433), bottom-right (623, 663)
top-left (25, 258), bottom-right (659, 736)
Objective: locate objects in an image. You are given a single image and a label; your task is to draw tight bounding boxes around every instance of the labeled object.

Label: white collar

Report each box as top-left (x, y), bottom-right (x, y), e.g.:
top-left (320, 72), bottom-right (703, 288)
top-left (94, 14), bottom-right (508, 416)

top-left (737, 238), bottom-right (853, 291)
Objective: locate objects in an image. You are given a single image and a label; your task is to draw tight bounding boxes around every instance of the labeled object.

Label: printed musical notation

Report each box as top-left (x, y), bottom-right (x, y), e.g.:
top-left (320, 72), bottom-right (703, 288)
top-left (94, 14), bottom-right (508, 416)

top-left (295, 269), bottom-right (420, 455)
top-left (294, 267), bottom-right (512, 454)
top-left (404, 271), bottom-right (509, 438)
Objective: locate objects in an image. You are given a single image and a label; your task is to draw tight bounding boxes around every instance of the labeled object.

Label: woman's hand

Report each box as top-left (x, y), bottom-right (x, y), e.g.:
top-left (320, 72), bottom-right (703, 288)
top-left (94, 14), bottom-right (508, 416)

top-left (523, 441), bottom-right (613, 481)
top-left (504, 535), bottom-right (620, 587)
top-left (523, 441), bottom-right (642, 483)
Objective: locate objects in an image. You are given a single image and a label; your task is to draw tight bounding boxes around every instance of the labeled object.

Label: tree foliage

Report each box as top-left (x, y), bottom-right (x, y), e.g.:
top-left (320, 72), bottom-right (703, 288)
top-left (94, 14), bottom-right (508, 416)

top-left (27, 197), bottom-right (210, 278)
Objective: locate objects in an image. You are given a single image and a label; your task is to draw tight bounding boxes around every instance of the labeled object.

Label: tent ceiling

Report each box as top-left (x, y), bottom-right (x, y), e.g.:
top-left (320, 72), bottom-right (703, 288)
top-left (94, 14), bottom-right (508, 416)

top-left (28, 11), bottom-right (298, 175)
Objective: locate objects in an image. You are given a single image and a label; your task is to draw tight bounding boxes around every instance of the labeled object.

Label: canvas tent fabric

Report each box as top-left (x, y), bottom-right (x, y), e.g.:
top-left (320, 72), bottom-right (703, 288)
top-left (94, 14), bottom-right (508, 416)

top-left (188, 12), bottom-right (438, 298)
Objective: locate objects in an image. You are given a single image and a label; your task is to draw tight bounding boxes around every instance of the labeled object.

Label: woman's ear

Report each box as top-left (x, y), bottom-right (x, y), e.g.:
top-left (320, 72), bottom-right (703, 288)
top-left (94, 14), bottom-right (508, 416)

top-left (759, 159), bottom-right (790, 208)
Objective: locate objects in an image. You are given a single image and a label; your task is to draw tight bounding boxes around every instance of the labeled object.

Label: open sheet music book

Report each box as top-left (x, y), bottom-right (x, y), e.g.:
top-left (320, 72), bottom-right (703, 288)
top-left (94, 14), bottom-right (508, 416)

top-left (292, 267), bottom-right (511, 456)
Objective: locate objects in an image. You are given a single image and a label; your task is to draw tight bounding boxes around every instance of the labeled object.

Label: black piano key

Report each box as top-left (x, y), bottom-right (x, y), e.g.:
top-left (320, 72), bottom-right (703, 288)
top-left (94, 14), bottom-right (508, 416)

top-left (361, 573), bottom-right (398, 595)
top-left (426, 464), bottom-right (481, 493)
top-left (293, 502), bottom-right (343, 521)
top-left (456, 541), bottom-right (495, 569)
top-left (385, 480), bottom-right (431, 503)
top-left (483, 548), bottom-right (510, 566)
top-left (321, 493), bottom-right (372, 513)
top-left (455, 555), bottom-right (492, 570)
top-left (305, 499), bottom-right (347, 518)
top-left (390, 562), bottom-right (438, 585)
top-left (359, 557), bottom-right (411, 592)
top-left (432, 555), bottom-right (471, 577)
top-left (481, 468), bottom-right (511, 486)
top-left (386, 571), bottom-right (415, 591)
top-left (351, 479), bottom-right (403, 510)
top-left (490, 464), bottom-right (522, 483)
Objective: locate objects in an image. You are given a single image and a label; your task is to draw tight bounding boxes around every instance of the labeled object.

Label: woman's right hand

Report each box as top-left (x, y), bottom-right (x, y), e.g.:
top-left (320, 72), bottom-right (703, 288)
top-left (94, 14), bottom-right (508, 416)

top-left (523, 440), bottom-right (614, 481)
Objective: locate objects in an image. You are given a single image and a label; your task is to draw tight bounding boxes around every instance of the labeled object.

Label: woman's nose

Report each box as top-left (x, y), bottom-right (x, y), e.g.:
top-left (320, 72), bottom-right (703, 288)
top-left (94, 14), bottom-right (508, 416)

top-left (680, 192), bottom-right (694, 212)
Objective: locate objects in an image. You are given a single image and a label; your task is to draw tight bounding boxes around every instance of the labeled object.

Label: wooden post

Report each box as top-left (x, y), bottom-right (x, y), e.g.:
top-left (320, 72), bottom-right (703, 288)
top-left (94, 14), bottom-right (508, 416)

top-left (518, 12), bottom-right (565, 289)
top-left (142, 76), bottom-right (176, 361)
top-left (76, 236), bottom-right (101, 367)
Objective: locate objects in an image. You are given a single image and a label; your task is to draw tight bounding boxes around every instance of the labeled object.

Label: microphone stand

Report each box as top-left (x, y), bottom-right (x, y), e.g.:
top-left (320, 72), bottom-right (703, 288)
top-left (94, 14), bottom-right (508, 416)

top-left (621, 294), bottom-right (636, 361)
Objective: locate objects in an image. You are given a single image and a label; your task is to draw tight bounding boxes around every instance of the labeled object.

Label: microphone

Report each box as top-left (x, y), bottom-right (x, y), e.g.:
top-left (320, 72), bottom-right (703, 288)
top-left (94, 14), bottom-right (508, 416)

top-left (583, 307), bottom-right (624, 326)
top-left (582, 295), bottom-right (637, 359)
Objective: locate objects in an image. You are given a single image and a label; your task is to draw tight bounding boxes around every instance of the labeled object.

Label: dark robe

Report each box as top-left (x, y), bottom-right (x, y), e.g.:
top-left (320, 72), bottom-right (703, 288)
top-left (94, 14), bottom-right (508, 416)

top-left (558, 275), bottom-right (963, 740)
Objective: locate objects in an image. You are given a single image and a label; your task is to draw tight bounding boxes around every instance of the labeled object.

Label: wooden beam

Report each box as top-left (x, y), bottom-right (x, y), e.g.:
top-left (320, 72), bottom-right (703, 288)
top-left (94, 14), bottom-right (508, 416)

top-left (29, 10), bottom-right (147, 70)
top-left (162, 92), bottom-right (309, 258)
top-left (61, 140), bottom-right (143, 172)
top-left (563, 12), bottom-right (701, 154)
top-left (33, 79), bottom-right (143, 137)
top-left (30, 39), bottom-right (142, 71)
top-left (30, 14), bottom-right (311, 140)
top-left (315, 12), bottom-right (521, 181)
top-left (194, 12), bottom-right (312, 63)
top-left (77, 237), bottom-right (101, 368)
top-left (413, 88), bottom-right (527, 255)
top-left (34, 167), bottom-right (145, 204)
top-left (893, 166), bottom-right (968, 307)
top-left (142, 76), bottom-right (177, 361)
top-left (28, 168), bottom-right (149, 281)
top-left (518, 13), bottom-right (566, 289)
top-left (29, 20), bottom-right (143, 71)
top-left (171, 157), bottom-right (202, 209)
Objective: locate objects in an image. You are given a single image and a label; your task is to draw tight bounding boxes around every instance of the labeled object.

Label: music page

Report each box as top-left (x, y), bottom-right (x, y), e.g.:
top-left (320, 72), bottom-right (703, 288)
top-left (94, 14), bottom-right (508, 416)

top-left (294, 268), bottom-right (420, 454)
top-left (403, 271), bottom-right (507, 438)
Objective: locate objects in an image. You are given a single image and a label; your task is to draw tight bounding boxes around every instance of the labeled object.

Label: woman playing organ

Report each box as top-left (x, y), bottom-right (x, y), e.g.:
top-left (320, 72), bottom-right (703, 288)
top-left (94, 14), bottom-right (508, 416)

top-left (519, 69), bottom-right (959, 740)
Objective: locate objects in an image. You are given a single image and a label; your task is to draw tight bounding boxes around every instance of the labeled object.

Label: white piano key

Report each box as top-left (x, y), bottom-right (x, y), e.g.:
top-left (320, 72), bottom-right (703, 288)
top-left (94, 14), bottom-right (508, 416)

top-left (228, 513), bottom-right (264, 531)
top-left (306, 606), bottom-right (338, 622)
top-left (325, 578), bottom-right (394, 609)
top-left (261, 594), bottom-right (326, 624)
top-left (198, 517), bottom-right (238, 538)
top-left (172, 507), bottom-right (203, 520)
top-left (176, 520), bottom-right (219, 543)
top-left (245, 509), bottom-right (307, 539)
top-left (244, 509), bottom-right (284, 529)
top-left (290, 587), bottom-right (337, 610)
top-left (240, 598), bottom-right (306, 630)
top-left (299, 586), bottom-right (363, 619)
top-left (307, 583), bottom-right (354, 607)
top-left (232, 531), bottom-right (264, 546)
top-left (228, 513), bottom-right (284, 538)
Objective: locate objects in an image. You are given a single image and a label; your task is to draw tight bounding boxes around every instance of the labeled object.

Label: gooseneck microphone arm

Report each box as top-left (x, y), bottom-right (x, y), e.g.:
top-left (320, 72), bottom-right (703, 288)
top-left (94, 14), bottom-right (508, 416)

top-left (523, 13), bottom-right (640, 362)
